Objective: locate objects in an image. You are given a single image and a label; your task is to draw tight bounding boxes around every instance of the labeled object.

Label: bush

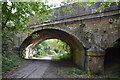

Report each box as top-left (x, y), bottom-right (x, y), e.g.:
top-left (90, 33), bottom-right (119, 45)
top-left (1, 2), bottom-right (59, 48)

top-left (33, 41), bottom-right (51, 58)
top-left (2, 54), bottom-right (25, 73)
top-left (52, 40), bottom-right (71, 61)
top-left (52, 52), bottom-right (71, 61)
top-left (33, 39), bottom-right (71, 60)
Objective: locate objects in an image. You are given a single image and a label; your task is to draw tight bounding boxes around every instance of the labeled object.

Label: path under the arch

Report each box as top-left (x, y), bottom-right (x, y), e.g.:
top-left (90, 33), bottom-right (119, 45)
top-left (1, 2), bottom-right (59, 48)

top-left (3, 59), bottom-right (75, 78)
top-left (27, 54), bottom-right (55, 60)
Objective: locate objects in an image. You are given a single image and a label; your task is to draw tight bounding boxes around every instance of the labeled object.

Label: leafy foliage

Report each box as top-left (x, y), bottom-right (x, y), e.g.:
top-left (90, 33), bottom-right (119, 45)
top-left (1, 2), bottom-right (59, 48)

top-left (2, 1), bottom-right (54, 35)
top-left (33, 41), bottom-right (52, 58)
top-left (53, 40), bottom-right (71, 61)
top-left (33, 39), bottom-right (71, 60)
top-left (2, 33), bottom-right (25, 73)
top-left (2, 1), bottom-right (120, 74)
top-left (2, 2), bottom-right (54, 73)
top-left (56, 40), bottom-right (71, 54)
top-left (62, 2), bottom-right (120, 13)
top-left (52, 52), bottom-right (71, 61)
top-left (31, 33), bottom-right (40, 39)
top-left (2, 1), bottom-right (120, 35)
top-left (2, 54), bottom-right (25, 73)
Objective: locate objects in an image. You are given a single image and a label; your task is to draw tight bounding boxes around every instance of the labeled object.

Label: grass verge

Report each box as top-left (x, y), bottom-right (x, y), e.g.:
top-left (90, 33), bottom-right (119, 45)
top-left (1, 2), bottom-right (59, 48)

top-left (2, 54), bottom-right (25, 74)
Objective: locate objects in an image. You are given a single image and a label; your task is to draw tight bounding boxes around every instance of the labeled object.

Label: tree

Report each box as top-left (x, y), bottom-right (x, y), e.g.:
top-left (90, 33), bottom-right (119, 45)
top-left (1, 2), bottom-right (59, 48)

top-left (59, 1), bottom-right (120, 14)
top-left (2, 1), bottom-right (54, 35)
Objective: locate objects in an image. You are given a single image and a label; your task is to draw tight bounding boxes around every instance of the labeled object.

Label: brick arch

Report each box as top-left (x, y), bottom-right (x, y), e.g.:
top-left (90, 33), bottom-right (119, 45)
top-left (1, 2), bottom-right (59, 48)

top-left (20, 28), bottom-right (86, 69)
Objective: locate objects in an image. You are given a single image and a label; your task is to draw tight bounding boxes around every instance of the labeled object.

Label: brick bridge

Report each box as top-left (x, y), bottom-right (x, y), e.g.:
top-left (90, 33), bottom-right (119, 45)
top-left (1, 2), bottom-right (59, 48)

top-left (14, 3), bottom-right (120, 74)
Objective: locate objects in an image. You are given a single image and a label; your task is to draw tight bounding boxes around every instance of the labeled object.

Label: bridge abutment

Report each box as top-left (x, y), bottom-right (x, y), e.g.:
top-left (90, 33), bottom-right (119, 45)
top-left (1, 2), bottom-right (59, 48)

top-left (85, 45), bottom-right (105, 74)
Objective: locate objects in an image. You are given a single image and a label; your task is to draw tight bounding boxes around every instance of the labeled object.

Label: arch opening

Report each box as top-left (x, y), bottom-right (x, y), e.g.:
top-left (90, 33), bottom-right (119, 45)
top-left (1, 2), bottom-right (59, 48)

top-left (104, 38), bottom-right (120, 77)
top-left (26, 39), bottom-right (72, 61)
top-left (20, 28), bottom-right (85, 69)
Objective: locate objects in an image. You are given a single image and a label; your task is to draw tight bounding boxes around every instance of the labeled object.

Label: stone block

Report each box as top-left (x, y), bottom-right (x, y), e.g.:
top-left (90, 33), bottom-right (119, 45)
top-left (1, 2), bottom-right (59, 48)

top-left (86, 45), bottom-right (105, 74)
top-left (86, 56), bottom-right (104, 74)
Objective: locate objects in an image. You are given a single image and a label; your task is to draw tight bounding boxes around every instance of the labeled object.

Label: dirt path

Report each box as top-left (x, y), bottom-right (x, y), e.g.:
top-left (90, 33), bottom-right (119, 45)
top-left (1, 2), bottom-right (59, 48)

top-left (4, 60), bottom-right (51, 78)
top-left (42, 60), bottom-right (75, 78)
top-left (3, 59), bottom-right (120, 79)
top-left (3, 59), bottom-right (75, 78)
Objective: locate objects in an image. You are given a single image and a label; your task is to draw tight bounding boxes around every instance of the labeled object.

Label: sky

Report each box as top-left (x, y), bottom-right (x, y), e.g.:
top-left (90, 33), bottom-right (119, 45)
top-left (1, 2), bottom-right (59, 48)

top-left (7, 0), bottom-right (65, 13)
top-left (46, 0), bottom-right (64, 7)
top-left (7, 0), bottom-right (64, 8)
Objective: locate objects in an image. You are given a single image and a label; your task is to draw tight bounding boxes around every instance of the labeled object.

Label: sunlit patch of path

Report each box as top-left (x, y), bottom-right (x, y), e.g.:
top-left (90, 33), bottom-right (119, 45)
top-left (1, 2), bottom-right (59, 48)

top-left (30, 54), bottom-right (56, 60)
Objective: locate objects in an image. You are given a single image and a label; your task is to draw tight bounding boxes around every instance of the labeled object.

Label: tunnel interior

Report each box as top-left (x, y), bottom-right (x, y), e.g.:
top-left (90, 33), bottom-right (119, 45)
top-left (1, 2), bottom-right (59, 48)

top-left (104, 38), bottom-right (120, 76)
top-left (20, 28), bottom-right (85, 69)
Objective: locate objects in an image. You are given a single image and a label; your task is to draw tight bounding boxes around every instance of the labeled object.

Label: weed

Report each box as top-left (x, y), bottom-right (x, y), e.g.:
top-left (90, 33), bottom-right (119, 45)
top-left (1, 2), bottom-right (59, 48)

top-left (65, 68), bottom-right (87, 75)
top-left (2, 54), bottom-right (25, 73)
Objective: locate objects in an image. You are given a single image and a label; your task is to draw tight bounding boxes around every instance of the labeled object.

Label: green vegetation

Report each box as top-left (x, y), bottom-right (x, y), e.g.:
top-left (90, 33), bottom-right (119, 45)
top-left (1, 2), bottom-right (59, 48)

top-left (64, 68), bottom-right (120, 78)
top-left (33, 39), bottom-right (71, 61)
top-left (2, 1), bottom-right (120, 36)
top-left (2, 1), bottom-right (53, 73)
top-left (65, 68), bottom-right (87, 75)
top-left (108, 40), bottom-right (120, 48)
top-left (52, 53), bottom-right (71, 61)
top-left (2, 2), bottom-right (54, 35)
top-left (52, 40), bottom-right (71, 61)
top-left (2, 54), bottom-right (25, 73)
top-left (33, 41), bottom-right (52, 58)
top-left (58, 2), bottom-right (120, 16)
top-left (2, 34), bottom-right (25, 74)
top-left (2, 0), bottom-right (120, 75)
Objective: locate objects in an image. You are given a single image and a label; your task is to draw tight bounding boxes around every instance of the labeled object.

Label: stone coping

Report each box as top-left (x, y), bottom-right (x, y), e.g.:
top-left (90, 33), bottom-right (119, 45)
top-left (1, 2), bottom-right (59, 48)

top-left (87, 51), bottom-right (105, 56)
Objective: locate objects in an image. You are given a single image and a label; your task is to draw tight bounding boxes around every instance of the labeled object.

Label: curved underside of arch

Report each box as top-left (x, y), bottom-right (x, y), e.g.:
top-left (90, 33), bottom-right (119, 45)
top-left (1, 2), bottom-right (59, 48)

top-left (20, 28), bottom-right (86, 69)
top-left (104, 38), bottom-right (120, 74)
